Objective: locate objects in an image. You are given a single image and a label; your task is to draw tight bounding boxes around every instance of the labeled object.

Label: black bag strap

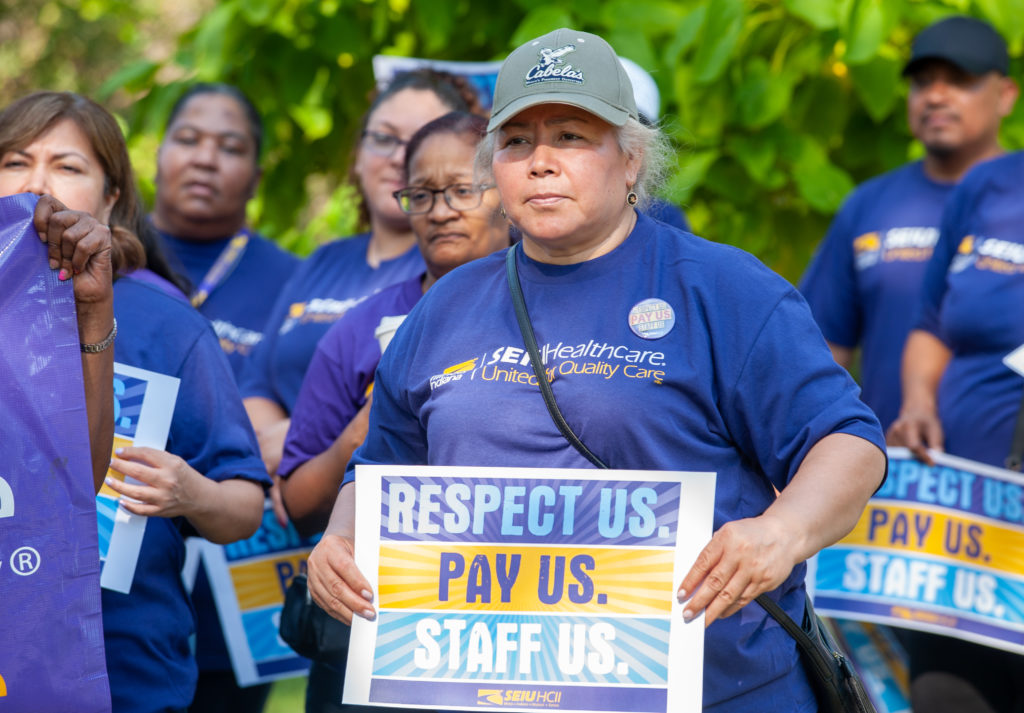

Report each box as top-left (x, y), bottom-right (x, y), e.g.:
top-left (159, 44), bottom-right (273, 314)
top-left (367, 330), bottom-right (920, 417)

top-left (756, 591), bottom-right (840, 685)
top-left (505, 245), bottom-right (608, 469)
top-left (504, 243), bottom-right (808, 640)
top-left (1006, 389), bottom-right (1024, 471)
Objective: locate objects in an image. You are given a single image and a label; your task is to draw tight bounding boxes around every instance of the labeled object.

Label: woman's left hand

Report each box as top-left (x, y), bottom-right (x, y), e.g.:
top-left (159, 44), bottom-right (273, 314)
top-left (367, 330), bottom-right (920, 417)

top-left (33, 194), bottom-right (113, 309)
top-left (106, 446), bottom-right (204, 519)
top-left (676, 513), bottom-right (801, 627)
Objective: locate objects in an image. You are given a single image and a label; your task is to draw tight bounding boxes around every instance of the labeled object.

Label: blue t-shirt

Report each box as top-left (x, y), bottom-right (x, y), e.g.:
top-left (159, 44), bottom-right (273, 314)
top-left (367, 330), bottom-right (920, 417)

top-left (280, 274), bottom-right (423, 477)
top-left (158, 229), bottom-right (300, 379)
top-left (348, 213), bottom-right (885, 712)
top-left (103, 276), bottom-right (270, 713)
top-left (916, 151), bottom-right (1024, 467)
top-left (158, 229), bottom-right (299, 673)
top-left (800, 161), bottom-right (953, 430)
top-left (238, 234), bottom-right (424, 414)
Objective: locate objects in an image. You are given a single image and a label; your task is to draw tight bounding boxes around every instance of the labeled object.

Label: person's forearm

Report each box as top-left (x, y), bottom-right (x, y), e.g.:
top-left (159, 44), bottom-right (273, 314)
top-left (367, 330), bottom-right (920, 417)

top-left (281, 405), bottom-right (370, 536)
top-left (899, 330), bottom-right (951, 414)
top-left (245, 396), bottom-right (287, 431)
top-left (325, 481), bottom-right (357, 539)
top-left (761, 432), bottom-right (886, 560)
top-left (78, 299), bottom-right (115, 492)
top-left (187, 478), bottom-right (266, 544)
top-left (827, 342), bottom-right (854, 371)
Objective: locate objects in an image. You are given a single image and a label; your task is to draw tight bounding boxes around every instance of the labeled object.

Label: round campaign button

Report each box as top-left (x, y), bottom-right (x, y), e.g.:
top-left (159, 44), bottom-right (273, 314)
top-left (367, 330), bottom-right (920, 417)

top-left (628, 298), bottom-right (675, 340)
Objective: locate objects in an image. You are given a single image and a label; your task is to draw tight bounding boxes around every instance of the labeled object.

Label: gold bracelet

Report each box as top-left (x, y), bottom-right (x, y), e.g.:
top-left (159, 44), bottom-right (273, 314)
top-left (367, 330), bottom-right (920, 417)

top-left (80, 318), bottom-right (117, 353)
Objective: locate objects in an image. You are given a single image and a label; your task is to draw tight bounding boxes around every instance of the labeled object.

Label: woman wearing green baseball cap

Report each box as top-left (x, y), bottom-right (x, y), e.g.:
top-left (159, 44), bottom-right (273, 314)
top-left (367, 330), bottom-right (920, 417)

top-left (308, 28), bottom-right (887, 713)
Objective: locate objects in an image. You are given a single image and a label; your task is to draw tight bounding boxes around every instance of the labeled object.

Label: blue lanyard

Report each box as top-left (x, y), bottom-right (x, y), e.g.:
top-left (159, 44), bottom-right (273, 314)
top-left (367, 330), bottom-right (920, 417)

top-left (190, 231), bottom-right (249, 309)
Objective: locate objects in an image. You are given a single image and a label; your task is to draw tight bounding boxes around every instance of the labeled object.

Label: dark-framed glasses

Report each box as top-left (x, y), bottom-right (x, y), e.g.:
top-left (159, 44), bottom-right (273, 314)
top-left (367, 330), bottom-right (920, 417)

top-left (393, 183), bottom-right (494, 214)
top-left (361, 129), bottom-right (408, 157)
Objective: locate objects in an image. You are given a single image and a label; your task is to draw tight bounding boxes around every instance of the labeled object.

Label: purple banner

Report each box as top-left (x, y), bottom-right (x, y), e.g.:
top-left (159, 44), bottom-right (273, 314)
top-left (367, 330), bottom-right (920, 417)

top-left (0, 193), bottom-right (111, 711)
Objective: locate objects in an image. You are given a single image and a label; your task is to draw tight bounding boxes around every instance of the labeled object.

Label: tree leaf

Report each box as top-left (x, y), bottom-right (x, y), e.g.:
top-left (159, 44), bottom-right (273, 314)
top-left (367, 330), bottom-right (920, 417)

top-left (790, 138), bottom-right (855, 213)
top-left (692, 0), bottom-right (744, 83)
top-left (734, 58), bottom-right (796, 129)
top-left (727, 133), bottom-right (778, 185)
top-left (597, 0), bottom-right (686, 35)
top-left (97, 59), bottom-right (159, 99)
top-left (510, 7), bottom-right (575, 48)
top-left (843, 0), bottom-right (895, 65)
top-left (663, 4), bottom-right (706, 67)
top-left (848, 54), bottom-right (901, 122)
top-left (784, 0), bottom-right (841, 30)
top-left (664, 150), bottom-right (720, 204)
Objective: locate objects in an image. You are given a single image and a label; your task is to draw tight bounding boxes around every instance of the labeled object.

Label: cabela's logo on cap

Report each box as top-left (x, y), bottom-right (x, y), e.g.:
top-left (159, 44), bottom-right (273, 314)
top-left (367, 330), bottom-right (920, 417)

top-left (525, 43), bottom-right (584, 86)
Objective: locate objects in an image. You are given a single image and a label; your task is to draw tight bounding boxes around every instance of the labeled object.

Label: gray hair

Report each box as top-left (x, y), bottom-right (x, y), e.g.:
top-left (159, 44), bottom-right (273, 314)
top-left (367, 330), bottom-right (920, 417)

top-left (474, 117), bottom-right (672, 209)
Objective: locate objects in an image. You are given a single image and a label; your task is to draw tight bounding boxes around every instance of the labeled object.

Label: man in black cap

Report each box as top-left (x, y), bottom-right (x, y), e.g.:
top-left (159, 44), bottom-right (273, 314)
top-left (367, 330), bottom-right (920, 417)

top-left (800, 15), bottom-right (1017, 432)
top-left (803, 15), bottom-right (1019, 713)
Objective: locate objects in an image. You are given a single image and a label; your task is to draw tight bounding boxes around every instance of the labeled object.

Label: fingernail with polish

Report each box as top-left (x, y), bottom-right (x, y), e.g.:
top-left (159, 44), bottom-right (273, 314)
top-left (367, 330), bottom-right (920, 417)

top-left (362, 609), bottom-right (377, 621)
top-left (683, 609), bottom-right (694, 623)
top-left (361, 589), bottom-right (374, 602)
top-left (115, 448), bottom-right (124, 455)
top-left (58, 268), bottom-right (69, 281)
top-left (677, 589), bottom-right (687, 603)
top-left (49, 259), bottom-right (59, 269)
top-left (104, 476), bottom-right (116, 487)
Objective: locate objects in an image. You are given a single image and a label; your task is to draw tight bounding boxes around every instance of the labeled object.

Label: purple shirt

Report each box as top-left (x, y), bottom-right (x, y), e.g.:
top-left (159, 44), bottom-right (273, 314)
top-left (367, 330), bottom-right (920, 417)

top-left (280, 274), bottom-right (423, 477)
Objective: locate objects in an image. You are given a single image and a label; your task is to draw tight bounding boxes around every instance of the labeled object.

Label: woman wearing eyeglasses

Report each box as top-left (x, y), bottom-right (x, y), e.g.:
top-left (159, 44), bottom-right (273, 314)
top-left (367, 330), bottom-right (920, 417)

top-left (239, 70), bottom-right (480, 483)
top-left (279, 111), bottom-right (508, 537)
top-left (278, 111), bottom-right (508, 712)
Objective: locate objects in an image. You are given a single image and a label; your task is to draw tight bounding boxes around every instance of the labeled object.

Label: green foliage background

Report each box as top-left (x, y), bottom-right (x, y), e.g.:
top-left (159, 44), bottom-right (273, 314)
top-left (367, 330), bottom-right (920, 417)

top-left (8, 0), bottom-right (1024, 282)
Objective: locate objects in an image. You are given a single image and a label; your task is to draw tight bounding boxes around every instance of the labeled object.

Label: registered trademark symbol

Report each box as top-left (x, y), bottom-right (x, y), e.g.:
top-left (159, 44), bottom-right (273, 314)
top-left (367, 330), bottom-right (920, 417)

top-left (11, 546), bottom-right (40, 576)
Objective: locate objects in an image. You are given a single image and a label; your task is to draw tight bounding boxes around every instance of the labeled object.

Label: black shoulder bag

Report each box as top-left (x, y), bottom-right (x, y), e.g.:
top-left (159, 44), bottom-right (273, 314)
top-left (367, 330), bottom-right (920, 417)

top-left (504, 245), bottom-right (876, 713)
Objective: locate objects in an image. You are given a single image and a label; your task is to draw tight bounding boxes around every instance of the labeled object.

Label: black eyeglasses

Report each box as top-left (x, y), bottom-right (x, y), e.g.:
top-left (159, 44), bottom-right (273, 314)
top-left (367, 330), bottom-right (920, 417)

top-left (393, 183), bottom-right (495, 214)
top-left (361, 130), bottom-right (408, 157)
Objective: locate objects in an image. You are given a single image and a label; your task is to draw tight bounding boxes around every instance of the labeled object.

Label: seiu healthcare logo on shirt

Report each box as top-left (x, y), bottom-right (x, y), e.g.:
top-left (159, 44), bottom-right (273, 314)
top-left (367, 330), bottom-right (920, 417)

top-left (853, 227), bottom-right (937, 271)
top-left (212, 319), bottom-right (263, 356)
top-left (429, 341), bottom-right (668, 391)
top-left (951, 234), bottom-right (1024, 275)
top-left (280, 296), bottom-right (367, 334)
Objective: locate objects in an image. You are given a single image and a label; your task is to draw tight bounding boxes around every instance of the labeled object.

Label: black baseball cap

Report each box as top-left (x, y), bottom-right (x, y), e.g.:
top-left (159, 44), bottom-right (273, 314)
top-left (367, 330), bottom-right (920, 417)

top-left (903, 16), bottom-right (1009, 77)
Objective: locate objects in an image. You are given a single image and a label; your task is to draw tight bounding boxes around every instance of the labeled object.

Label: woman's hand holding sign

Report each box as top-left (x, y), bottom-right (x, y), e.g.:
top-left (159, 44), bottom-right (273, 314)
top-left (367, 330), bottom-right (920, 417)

top-left (107, 446), bottom-right (264, 544)
top-left (308, 482), bottom-right (377, 624)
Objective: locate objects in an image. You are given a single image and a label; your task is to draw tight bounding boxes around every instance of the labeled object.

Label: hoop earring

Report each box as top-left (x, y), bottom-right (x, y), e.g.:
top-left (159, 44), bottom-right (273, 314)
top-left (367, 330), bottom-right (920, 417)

top-left (626, 191), bottom-right (638, 207)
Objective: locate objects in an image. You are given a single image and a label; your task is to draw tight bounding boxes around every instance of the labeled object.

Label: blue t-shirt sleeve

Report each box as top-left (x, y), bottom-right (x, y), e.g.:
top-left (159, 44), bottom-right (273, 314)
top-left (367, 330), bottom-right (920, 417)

top-left (916, 183), bottom-right (970, 340)
top-left (168, 325), bottom-right (269, 486)
top-left (280, 323), bottom-right (369, 477)
top-left (799, 198), bottom-right (862, 348)
top-left (721, 289), bottom-right (885, 491)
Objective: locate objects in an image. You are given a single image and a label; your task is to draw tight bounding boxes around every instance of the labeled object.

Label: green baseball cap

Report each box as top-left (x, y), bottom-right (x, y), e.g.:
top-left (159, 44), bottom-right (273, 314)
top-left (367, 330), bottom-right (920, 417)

top-left (487, 28), bottom-right (639, 132)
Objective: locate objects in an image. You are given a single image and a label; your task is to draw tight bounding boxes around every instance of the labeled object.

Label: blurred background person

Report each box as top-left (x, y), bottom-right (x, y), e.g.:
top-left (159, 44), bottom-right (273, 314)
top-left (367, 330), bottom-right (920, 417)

top-left (800, 16), bottom-right (1017, 430)
top-left (888, 149), bottom-right (1024, 712)
top-left (239, 69), bottom-right (480, 480)
top-left (149, 82), bottom-right (300, 713)
top-left (278, 110), bottom-right (509, 712)
top-left (0, 90), bottom-right (270, 713)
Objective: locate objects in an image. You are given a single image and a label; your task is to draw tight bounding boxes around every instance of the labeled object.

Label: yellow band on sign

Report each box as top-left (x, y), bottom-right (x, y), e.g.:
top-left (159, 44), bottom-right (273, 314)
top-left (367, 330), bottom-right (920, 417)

top-left (377, 543), bottom-right (675, 614)
top-left (230, 554), bottom-right (308, 609)
top-left (840, 503), bottom-right (1024, 573)
top-left (0, 672), bottom-right (7, 696)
